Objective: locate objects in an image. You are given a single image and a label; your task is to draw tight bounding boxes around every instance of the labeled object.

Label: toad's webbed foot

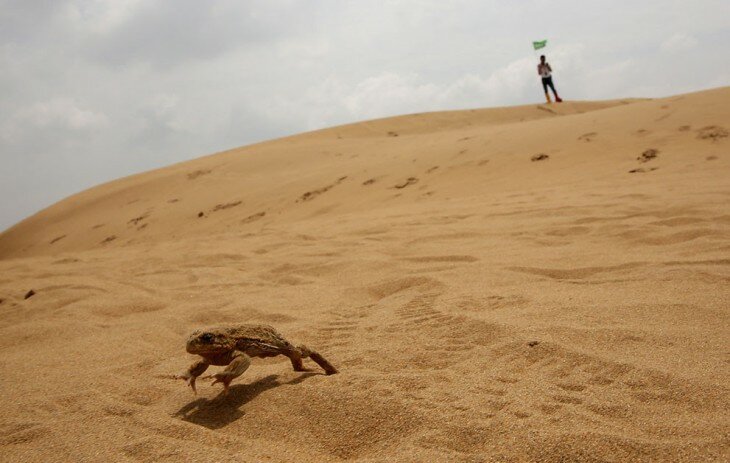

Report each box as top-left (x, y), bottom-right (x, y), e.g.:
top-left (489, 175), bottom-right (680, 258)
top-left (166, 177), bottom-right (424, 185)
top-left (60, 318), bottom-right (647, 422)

top-left (211, 351), bottom-right (251, 393)
top-left (178, 359), bottom-right (209, 394)
top-left (211, 372), bottom-right (236, 393)
top-left (177, 372), bottom-right (199, 393)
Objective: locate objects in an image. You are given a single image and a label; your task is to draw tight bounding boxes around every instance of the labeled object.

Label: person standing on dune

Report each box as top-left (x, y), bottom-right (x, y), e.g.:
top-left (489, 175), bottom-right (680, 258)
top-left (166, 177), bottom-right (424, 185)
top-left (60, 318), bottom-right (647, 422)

top-left (537, 55), bottom-right (562, 104)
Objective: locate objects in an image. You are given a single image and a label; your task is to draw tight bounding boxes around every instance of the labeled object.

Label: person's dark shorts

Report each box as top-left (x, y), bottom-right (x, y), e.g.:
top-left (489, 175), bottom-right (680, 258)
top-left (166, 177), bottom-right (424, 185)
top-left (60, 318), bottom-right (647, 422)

top-left (541, 76), bottom-right (555, 93)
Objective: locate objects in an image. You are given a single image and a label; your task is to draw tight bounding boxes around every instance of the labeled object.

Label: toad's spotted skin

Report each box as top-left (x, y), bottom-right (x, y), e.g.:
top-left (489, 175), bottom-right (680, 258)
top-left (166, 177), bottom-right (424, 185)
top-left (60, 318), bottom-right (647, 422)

top-left (177, 324), bottom-right (338, 393)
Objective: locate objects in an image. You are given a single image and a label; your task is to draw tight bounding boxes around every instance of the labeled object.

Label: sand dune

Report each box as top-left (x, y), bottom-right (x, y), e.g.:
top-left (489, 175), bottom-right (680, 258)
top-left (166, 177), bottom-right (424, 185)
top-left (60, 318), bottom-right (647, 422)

top-left (0, 88), bottom-right (728, 462)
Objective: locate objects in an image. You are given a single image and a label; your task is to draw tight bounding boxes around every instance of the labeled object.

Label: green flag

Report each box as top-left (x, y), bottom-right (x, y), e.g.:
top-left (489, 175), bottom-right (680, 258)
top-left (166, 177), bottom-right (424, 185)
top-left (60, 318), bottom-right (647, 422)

top-left (533, 40), bottom-right (547, 50)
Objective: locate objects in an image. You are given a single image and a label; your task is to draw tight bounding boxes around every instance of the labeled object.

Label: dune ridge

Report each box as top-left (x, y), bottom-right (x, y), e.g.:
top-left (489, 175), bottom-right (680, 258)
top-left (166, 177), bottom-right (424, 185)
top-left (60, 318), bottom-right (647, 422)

top-left (0, 87), bottom-right (728, 462)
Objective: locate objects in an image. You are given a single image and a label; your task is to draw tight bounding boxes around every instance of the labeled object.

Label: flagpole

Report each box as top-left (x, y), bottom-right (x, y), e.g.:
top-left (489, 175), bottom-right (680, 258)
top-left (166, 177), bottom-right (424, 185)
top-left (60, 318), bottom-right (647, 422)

top-left (532, 40), bottom-right (549, 103)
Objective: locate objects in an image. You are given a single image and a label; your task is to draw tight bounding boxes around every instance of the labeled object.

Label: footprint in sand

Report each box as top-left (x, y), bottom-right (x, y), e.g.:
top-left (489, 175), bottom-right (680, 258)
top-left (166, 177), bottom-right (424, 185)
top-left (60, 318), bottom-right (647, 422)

top-left (637, 149), bottom-right (659, 163)
top-left (531, 154), bottom-right (549, 162)
top-left (241, 211), bottom-right (266, 224)
top-left (186, 169), bottom-right (211, 180)
top-left (128, 213), bottom-right (149, 226)
top-left (211, 200), bottom-right (242, 212)
top-left (393, 177), bottom-right (419, 189)
top-left (629, 167), bottom-right (659, 173)
top-left (101, 235), bottom-right (117, 244)
top-left (426, 166), bottom-right (439, 174)
top-left (49, 235), bottom-right (66, 244)
top-left (578, 132), bottom-right (597, 142)
top-left (696, 125), bottom-right (728, 141)
top-left (52, 257), bottom-right (80, 264)
top-left (298, 176), bottom-right (347, 202)
top-left (362, 178), bottom-right (376, 186)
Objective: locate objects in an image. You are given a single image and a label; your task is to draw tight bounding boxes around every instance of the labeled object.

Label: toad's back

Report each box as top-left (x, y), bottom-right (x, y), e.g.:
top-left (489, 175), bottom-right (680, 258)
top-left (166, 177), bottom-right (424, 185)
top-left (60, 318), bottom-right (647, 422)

top-left (224, 324), bottom-right (296, 351)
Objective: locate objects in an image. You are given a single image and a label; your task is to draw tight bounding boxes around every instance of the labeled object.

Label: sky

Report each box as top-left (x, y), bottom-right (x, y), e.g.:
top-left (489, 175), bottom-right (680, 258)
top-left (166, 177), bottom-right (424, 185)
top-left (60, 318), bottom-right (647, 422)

top-left (1, 0), bottom-right (729, 231)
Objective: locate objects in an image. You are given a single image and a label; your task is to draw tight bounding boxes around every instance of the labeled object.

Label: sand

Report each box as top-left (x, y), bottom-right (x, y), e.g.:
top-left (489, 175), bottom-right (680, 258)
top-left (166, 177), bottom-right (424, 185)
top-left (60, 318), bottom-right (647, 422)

top-left (0, 87), bottom-right (728, 462)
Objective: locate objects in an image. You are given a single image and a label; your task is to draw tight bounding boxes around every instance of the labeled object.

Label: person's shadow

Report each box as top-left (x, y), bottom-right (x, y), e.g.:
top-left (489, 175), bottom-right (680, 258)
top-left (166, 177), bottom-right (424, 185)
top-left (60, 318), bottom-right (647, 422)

top-left (173, 372), bottom-right (318, 429)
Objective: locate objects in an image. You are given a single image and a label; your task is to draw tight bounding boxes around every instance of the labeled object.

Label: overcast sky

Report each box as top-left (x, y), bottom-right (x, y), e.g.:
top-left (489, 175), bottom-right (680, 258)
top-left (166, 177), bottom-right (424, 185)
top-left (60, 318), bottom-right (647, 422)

top-left (1, 0), bottom-right (729, 231)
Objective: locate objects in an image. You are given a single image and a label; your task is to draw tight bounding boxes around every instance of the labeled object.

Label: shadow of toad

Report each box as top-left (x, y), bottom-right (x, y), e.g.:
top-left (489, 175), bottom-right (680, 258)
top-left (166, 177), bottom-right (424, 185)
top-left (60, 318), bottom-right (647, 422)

top-left (174, 372), bottom-right (319, 429)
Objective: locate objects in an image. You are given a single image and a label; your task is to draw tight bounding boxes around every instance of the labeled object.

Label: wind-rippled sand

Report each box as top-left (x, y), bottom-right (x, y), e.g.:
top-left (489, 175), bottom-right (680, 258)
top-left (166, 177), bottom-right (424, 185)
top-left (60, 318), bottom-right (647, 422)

top-left (1, 88), bottom-right (728, 462)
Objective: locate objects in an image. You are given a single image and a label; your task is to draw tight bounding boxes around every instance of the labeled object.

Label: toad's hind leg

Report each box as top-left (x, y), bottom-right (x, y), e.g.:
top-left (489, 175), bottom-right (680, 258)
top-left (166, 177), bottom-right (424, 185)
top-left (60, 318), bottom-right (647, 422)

top-left (288, 344), bottom-right (338, 375)
top-left (211, 351), bottom-right (251, 393)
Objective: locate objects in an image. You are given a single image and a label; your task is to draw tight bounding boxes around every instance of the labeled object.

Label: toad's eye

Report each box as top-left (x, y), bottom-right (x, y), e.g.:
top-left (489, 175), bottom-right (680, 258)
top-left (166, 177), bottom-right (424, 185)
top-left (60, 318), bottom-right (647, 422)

top-left (200, 333), bottom-right (214, 343)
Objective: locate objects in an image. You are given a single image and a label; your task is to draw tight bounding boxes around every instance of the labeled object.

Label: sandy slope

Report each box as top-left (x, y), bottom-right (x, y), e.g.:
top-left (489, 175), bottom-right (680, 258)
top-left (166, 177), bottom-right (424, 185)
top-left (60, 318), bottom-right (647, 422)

top-left (0, 88), bottom-right (728, 462)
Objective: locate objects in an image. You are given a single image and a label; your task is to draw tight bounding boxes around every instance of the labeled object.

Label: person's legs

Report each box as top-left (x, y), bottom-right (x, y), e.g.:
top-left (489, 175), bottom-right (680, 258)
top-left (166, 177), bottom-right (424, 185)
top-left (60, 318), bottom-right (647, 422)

top-left (541, 78), bottom-right (552, 103)
top-left (547, 77), bottom-right (562, 102)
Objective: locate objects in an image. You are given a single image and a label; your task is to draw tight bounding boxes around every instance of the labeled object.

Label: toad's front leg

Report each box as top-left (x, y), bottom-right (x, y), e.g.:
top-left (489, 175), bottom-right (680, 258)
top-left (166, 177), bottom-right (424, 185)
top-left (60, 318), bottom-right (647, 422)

top-left (211, 351), bottom-right (251, 393)
top-left (178, 359), bottom-right (209, 394)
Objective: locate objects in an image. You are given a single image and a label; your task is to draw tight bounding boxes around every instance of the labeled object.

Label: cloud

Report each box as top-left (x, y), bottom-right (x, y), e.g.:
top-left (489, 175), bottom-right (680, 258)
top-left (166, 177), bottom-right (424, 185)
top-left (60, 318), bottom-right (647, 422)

top-left (63, 0), bottom-right (145, 33)
top-left (18, 98), bottom-right (108, 130)
top-left (661, 33), bottom-right (699, 53)
top-left (74, 0), bottom-right (316, 68)
top-left (342, 72), bottom-right (440, 119)
top-left (2, 98), bottom-right (108, 144)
